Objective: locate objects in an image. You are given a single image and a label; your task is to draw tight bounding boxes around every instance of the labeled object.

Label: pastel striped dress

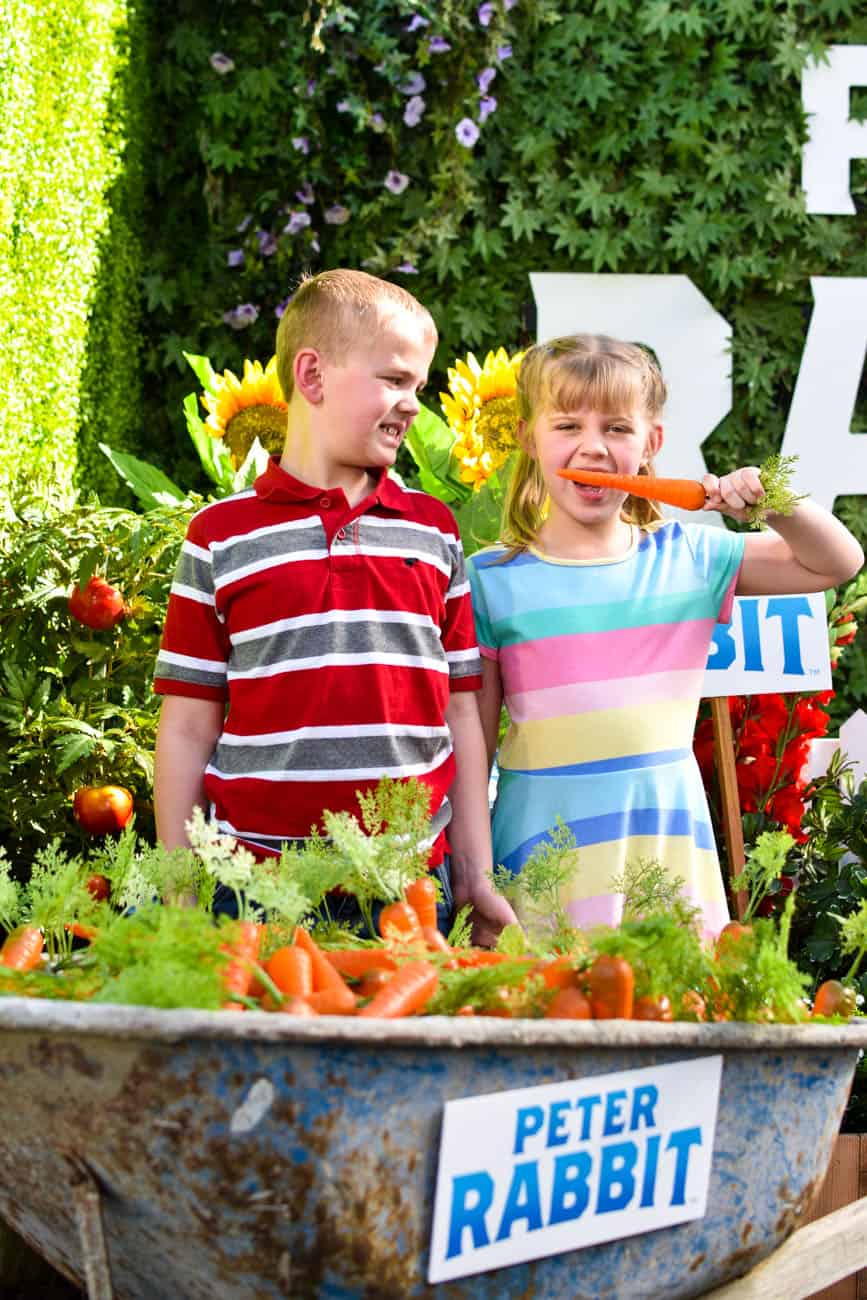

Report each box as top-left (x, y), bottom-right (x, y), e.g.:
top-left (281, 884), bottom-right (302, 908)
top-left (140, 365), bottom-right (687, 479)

top-left (467, 521), bottom-right (745, 937)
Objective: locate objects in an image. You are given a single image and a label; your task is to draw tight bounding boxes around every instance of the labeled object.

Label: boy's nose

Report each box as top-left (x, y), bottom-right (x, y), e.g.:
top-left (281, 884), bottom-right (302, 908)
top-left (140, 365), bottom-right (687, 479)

top-left (398, 390), bottom-right (420, 418)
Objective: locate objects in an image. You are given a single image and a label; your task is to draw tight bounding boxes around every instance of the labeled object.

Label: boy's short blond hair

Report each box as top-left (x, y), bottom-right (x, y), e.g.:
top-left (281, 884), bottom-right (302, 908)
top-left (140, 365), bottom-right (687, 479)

top-left (275, 269), bottom-right (437, 399)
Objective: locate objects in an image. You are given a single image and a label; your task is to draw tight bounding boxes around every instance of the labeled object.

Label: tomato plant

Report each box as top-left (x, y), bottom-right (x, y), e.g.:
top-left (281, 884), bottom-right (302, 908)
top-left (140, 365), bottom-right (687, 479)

top-left (73, 786), bottom-right (134, 835)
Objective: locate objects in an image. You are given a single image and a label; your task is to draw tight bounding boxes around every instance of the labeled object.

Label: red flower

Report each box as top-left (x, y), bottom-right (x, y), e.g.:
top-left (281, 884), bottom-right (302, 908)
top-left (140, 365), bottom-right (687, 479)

top-left (736, 753), bottom-right (779, 811)
top-left (728, 695), bottom-right (747, 727)
top-left (779, 738), bottom-right (811, 781)
top-left (791, 697), bottom-right (830, 740)
top-left (736, 718), bottom-right (773, 759)
top-left (693, 718), bottom-right (715, 780)
top-left (767, 786), bottom-right (808, 842)
top-left (752, 694), bottom-right (790, 742)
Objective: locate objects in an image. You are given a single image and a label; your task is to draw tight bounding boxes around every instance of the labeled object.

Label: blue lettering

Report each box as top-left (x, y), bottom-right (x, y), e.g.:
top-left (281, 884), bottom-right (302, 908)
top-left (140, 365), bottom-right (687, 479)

top-left (739, 598), bottom-right (764, 672)
top-left (667, 1126), bottom-right (703, 1206)
top-left (514, 1105), bottom-right (544, 1155)
top-left (546, 1100), bottom-right (571, 1148)
top-left (574, 1094), bottom-right (602, 1141)
top-left (549, 1151), bottom-right (592, 1225)
top-left (766, 596), bottom-right (812, 676)
top-left (596, 1141), bottom-right (638, 1213)
top-left (446, 1171), bottom-right (494, 1259)
top-left (640, 1134), bottom-right (661, 1208)
top-left (603, 1089), bottom-right (628, 1136)
top-left (496, 1161), bottom-right (543, 1241)
top-left (630, 1084), bottom-right (658, 1132)
top-left (707, 619), bottom-right (736, 670)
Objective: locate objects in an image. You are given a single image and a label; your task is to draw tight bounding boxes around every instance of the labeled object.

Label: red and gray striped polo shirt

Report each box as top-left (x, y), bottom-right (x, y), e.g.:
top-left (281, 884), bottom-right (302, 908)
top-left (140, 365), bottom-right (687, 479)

top-left (153, 458), bottom-right (482, 861)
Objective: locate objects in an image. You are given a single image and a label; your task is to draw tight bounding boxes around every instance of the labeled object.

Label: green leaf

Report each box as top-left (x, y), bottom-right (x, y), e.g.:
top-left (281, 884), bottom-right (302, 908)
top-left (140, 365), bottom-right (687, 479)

top-left (77, 546), bottom-right (102, 590)
top-left (404, 404), bottom-right (471, 505)
top-left (52, 734), bottom-right (97, 774)
top-left (183, 394), bottom-right (235, 490)
top-left (99, 445), bottom-right (188, 509)
top-left (183, 352), bottom-right (220, 397)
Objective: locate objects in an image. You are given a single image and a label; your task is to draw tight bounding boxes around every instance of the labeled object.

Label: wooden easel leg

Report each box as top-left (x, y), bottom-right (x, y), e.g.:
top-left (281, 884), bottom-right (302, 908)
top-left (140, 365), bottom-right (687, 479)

top-left (710, 696), bottom-right (748, 921)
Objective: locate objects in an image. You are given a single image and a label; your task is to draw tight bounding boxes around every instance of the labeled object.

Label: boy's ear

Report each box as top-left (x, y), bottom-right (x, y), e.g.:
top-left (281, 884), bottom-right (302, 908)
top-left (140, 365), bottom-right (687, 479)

top-left (294, 348), bottom-right (324, 403)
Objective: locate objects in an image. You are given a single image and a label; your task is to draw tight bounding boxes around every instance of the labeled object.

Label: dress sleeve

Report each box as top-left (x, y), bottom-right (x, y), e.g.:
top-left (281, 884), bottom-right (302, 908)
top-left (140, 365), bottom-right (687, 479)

top-left (683, 522), bottom-right (746, 624)
top-left (467, 552), bottom-right (499, 661)
top-left (153, 513), bottom-right (230, 701)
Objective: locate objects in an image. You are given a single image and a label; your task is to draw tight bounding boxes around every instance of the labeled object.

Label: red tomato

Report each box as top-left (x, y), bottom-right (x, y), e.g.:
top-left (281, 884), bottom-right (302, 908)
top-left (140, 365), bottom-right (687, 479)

top-left (68, 577), bottom-right (126, 631)
top-left (85, 873), bottom-right (111, 901)
top-left (73, 786), bottom-right (134, 835)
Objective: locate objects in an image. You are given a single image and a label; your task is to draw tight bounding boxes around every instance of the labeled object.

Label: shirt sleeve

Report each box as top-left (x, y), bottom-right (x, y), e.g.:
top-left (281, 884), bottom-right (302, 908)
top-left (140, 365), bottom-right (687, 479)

top-left (684, 522), bottom-right (746, 624)
top-left (153, 512), bottom-right (231, 701)
top-left (441, 514), bottom-right (482, 691)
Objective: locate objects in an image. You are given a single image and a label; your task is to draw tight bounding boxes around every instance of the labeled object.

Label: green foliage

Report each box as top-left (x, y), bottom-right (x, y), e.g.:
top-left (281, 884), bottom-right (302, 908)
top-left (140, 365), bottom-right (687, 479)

top-left (0, 0), bottom-right (148, 504)
top-left (0, 490), bottom-right (192, 868)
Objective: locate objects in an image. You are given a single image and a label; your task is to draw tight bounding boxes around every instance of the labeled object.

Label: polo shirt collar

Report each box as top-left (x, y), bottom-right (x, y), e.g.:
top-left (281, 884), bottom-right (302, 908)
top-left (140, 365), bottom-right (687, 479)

top-left (254, 457), bottom-right (411, 513)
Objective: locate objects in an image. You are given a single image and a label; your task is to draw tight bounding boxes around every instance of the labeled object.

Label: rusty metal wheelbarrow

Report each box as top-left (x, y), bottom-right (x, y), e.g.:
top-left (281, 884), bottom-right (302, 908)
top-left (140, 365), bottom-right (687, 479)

top-left (0, 998), bottom-right (865, 1299)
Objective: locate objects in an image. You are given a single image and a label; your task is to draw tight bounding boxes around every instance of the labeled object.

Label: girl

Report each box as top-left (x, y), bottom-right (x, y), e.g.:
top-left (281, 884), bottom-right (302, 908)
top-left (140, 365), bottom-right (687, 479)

top-left (468, 334), bottom-right (863, 936)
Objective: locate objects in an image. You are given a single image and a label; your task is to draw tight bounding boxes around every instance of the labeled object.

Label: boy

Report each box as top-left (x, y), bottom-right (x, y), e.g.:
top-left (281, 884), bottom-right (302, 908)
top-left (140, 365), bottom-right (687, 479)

top-left (153, 269), bottom-right (515, 944)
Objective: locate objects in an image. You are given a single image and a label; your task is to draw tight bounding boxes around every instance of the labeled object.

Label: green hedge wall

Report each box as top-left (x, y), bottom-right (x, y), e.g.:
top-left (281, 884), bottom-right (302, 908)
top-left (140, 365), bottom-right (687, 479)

top-left (137, 0), bottom-right (867, 714)
top-left (0, 0), bottom-right (147, 505)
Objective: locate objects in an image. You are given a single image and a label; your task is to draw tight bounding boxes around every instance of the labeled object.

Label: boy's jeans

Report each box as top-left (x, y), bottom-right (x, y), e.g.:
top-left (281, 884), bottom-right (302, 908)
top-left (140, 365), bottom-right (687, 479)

top-left (212, 857), bottom-right (456, 939)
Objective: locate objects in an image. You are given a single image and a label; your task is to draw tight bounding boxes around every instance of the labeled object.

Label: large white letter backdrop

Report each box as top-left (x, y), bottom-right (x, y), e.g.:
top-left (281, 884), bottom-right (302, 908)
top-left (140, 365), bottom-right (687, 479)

top-left (802, 45), bottom-right (867, 216)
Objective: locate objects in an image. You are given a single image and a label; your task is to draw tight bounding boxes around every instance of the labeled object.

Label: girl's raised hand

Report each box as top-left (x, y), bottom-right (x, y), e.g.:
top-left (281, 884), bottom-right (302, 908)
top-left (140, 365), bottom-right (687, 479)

top-left (702, 466), bottom-right (766, 523)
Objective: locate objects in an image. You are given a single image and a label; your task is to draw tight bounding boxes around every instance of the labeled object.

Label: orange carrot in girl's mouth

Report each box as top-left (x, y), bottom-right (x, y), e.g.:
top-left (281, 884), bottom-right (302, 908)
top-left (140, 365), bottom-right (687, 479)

top-left (556, 468), bottom-right (707, 511)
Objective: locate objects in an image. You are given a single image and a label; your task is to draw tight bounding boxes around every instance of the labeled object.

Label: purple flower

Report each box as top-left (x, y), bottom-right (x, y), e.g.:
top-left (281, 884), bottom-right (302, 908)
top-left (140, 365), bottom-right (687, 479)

top-left (256, 229), bottom-right (278, 257)
top-left (324, 205), bottom-right (351, 225)
top-left (292, 136), bottom-right (310, 154)
top-left (479, 95), bottom-right (497, 123)
top-left (274, 296), bottom-right (292, 319)
top-left (477, 66), bottom-right (497, 94)
top-left (336, 98), bottom-right (352, 113)
top-left (455, 118), bottom-right (480, 148)
top-left (236, 213), bottom-right (252, 233)
top-left (227, 248), bottom-right (244, 268)
top-left (477, 2), bottom-right (494, 25)
top-left (295, 182), bottom-right (315, 205)
top-left (384, 170), bottom-right (410, 195)
top-left (504, 0), bottom-right (517, 8)
top-left (406, 14), bottom-right (429, 30)
top-left (428, 36), bottom-right (451, 53)
top-left (395, 261), bottom-right (418, 274)
top-left (210, 52), bottom-right (235, 75)
top-left (223, 303), bottom-right (259, 330)
top-left (403, 95), bottom-right (426, 127)
top-left (283, 211), bottom-right (311, 235)
top-left (399, 72), bottom-right (426, 96)
top-left (369, 112), bottom-right (386, 132)
top-left (497, 43), bottom-right (513, 61)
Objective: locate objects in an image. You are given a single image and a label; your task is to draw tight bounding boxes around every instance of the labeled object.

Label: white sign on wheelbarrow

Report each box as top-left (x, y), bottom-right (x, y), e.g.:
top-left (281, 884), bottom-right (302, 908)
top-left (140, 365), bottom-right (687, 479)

top-left (428, 1055), bottom-right (722, 1283)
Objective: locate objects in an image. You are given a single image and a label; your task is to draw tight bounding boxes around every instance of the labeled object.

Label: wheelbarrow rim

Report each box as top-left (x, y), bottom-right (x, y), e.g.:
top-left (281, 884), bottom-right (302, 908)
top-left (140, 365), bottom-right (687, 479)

top-left (0, 997), bottom-right (866, 1050)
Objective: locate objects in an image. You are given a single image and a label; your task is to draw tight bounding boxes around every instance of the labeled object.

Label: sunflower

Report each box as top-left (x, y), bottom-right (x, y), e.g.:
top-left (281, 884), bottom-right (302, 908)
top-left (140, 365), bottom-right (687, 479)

top-left (201, 357), bottom-right (288, 469)
top-left (440, 347), bottom-right (524, 490)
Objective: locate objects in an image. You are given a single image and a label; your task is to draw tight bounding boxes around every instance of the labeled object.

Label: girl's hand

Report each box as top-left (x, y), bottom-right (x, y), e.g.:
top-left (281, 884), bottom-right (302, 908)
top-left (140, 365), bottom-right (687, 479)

top-left (702, 466), bottom-right (765, 522)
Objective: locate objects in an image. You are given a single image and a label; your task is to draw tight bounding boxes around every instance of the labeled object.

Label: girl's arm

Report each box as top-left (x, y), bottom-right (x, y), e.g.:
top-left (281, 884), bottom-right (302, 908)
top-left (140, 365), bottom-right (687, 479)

top-left (445, 689), bottom-right (518, 946)
top-left (477, 657), bottom-right (504, 774)
top-left (703, 467), bottom-right (864, 595)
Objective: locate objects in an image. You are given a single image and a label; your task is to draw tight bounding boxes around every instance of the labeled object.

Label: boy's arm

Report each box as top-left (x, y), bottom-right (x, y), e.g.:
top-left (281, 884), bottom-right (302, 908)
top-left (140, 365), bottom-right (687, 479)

top-left (154, 695), bottom-right (225, 850)
top-left (445, 690), bottom-right (518, 947)
top-left (703, 468), bottom-right (864, 594)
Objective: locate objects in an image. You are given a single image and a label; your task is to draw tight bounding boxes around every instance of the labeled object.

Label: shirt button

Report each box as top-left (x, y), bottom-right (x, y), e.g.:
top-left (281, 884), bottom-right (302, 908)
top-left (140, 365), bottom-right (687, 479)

top-left (320, 497), bottom-right (331, 509)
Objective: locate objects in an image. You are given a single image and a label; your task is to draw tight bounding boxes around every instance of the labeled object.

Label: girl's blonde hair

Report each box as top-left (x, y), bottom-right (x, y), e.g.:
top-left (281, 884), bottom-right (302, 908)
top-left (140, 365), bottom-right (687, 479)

top-left (501, 333), bottom-right (668, 554)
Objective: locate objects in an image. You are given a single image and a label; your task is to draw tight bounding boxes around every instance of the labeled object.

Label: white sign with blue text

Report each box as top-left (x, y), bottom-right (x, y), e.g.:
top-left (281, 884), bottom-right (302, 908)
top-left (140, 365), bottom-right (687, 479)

top-left (428, 1055), bottom-right (723, 1284)
top-left (702, 592), bottom-right (831, 699)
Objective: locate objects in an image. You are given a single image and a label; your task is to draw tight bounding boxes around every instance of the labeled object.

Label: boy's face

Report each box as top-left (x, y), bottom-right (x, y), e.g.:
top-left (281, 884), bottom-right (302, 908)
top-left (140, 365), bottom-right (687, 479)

top-left (316, 311), bottom-right (435, 475)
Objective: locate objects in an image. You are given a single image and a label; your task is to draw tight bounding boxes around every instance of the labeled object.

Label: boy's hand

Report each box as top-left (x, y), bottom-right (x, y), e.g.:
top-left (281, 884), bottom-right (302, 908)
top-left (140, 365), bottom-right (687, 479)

top-left (451, 862), bottom-right (519, 949)
top-left (702, 466), bottom-right (765, 523)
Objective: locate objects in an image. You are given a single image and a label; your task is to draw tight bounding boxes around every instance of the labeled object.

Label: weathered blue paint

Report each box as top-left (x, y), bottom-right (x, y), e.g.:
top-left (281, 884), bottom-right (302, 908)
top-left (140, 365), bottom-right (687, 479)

top-left (0, 1002), bottom-right (863, 1300)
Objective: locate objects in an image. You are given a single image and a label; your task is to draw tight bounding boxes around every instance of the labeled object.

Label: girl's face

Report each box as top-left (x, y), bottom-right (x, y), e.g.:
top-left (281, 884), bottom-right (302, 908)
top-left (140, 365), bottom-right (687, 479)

top-left (524, 401), bottom-right (663, 536)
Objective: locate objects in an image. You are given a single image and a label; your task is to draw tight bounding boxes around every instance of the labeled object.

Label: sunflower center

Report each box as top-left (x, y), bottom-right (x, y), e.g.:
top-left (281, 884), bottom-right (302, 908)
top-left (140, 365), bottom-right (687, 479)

top-left (476, 395), bottom-right (518, 457)
top-left (224, 405), bottom-right (288, 467)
